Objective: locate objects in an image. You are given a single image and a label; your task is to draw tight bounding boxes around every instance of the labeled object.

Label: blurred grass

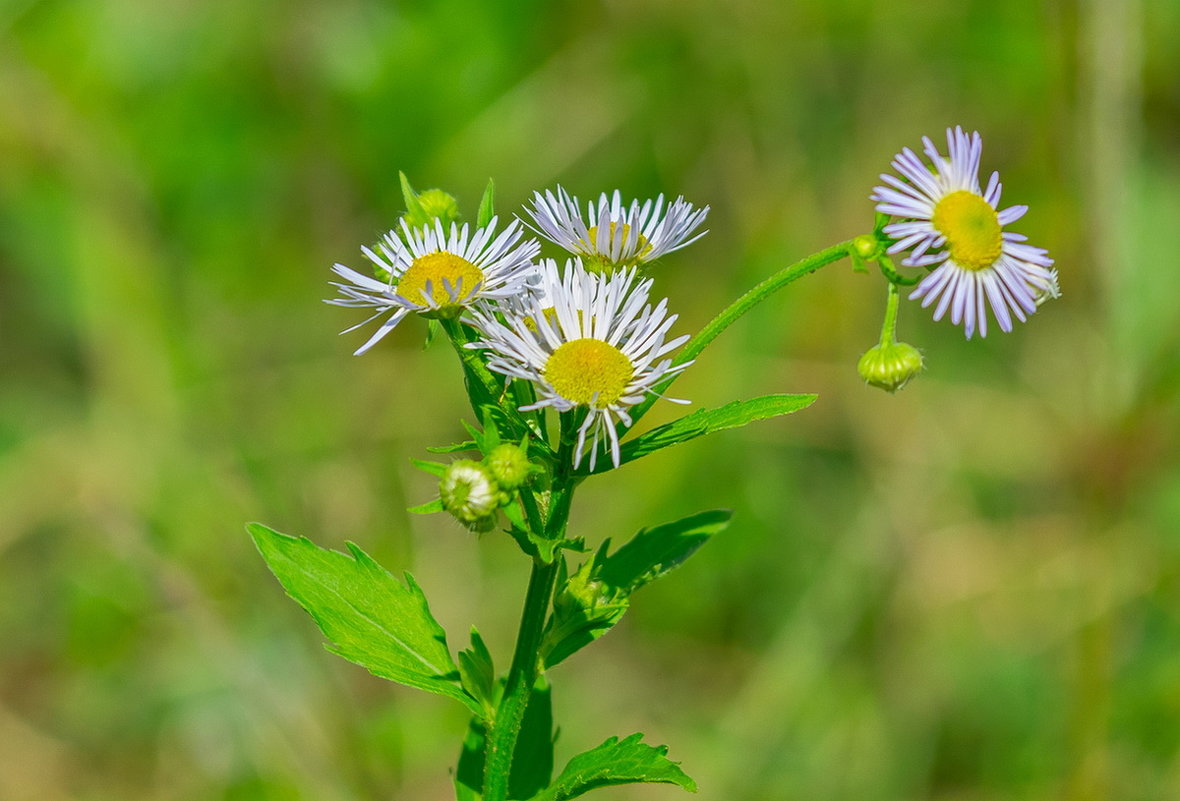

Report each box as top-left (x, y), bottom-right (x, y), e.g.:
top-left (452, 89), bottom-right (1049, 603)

top-left (2, 0), bottom-right (1179, 799)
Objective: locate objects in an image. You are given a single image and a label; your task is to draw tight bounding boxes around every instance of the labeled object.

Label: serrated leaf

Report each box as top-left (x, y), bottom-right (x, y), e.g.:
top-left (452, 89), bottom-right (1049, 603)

top-left (597, 393), bottom-right (816, 473)
top-left (531, 733), bottom-right (696, 801)
top-left (598, 509), bottom-right (730, 592)
top-left (458, 628), bottom-right (496, 714)
top-left (407, 498), bottom-right (444, 514)
top-left (542, 511), bottom-right (726, 668)
top-left (248, 523), bottom-right (481, 716)
top-left (476, 178), bottom-right (496, 228)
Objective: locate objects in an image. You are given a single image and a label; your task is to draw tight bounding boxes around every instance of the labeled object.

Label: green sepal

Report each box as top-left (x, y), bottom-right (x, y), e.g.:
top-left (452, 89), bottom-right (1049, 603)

top-left (589, 393), bottom-right (817, 474)
top-left (476, 178), bottom-right (496, 228)
top-left (407, 498), bottom-right (444, 514)
top-left (247, 523), bottom-right (482, 717)
top-left (454, 679), bottom-right (555, 801)
top-left (874, 210), bottom-right (890, 235)
top-left (529, 733), bottom-right (696, 801)
top-left (411, 458), bottom-right (448, 477)
top-left (458, 627), bottom-right (496, 717)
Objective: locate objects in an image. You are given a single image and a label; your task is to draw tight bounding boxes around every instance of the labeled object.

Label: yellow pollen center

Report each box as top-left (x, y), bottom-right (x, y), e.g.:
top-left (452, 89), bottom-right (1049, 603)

top-left (398, 251), bottom-right (484, 307)
top-left (544, 338), bottom-right (633, 406)
top-left (584, 222), bottom-right (651, 269)
top-left (931, 191), bottom-right (1003, 271)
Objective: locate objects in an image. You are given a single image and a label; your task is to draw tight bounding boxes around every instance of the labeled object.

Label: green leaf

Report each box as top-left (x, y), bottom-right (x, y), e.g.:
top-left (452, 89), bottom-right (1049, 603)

top-left (476, 178), bottom-right (496, 228)
top-left (598, 509), bottom-right (730, 592)
top-left (400, 171), bottom-right (428, 224)
top-left (411, 458), bottom-right (448, 477)
top-left (248, 523), bottom-right (481, 716)
top-left (531, 734), bottom-right (696, 801)
top-left (599, 393), bottom-right (817, 473)
top-left (541, 511), bottom-right (726, 669)
top-left (458, 628), bottom-right (496, 714)
top-left (455, 715), bottom-right (487, 801)
top-left (407, 498), bottom-right (444, 514)
top-left (426, 440), bottom-right (478, 454)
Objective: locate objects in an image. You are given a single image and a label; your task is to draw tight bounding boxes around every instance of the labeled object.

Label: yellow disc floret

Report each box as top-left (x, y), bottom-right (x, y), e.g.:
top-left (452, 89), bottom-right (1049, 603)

top-left (931, 190), bottom-right (1003, 271)
top-left (583, 222), bottom-right (650, 272)
top-left (398, 252), bottom-right (485, 308)
top-left (544, 338), bottom-right (633, 406)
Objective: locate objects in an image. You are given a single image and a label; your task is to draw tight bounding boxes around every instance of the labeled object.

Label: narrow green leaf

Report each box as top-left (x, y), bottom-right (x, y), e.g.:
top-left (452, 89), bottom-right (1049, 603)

top-left (600, 393), bottom-right (817, 473)
top-left (458, 628), bottom-right (496, 714)
top-left (476, 178), bottom-right (496, 228)
top-left (426, 440), bottom-right (478, 454)
top-left (400, 171), bottom-right (428, 223)
top-left (455, 715), bottom-right (487, 801)
top-left (411, 457), bottom-right (448, 477)
top-left (599, 509), bottom-right (730, 592)
top-left (248, 523), bottom-right (481, 716)
top-left (407, 498), bottom-right (444, 515)
top-left (531, 734), bottom-right (696, 801)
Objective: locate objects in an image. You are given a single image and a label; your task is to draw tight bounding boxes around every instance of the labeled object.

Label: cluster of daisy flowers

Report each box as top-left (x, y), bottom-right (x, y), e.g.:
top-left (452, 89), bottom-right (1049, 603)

top-left (872, 126), bottom-right (1060, 339)
top-left (328, 187), bottom-right (709, 470)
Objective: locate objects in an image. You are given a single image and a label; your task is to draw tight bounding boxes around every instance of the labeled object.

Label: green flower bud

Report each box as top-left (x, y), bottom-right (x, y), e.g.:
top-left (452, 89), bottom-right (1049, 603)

top-left (404, 189), bottom-right (461, 231)
top-left (484, 443), bottom-right (532, 491)
top-left (853, 233), bottom-right (883, 261)
top-left (439, 460), bottom-right (500, 529)
top-left (857, 340), bottom-right (924, 393)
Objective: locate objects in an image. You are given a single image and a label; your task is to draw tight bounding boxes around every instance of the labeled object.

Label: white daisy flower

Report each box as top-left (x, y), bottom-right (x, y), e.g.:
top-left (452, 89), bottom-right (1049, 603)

top-left (871, 127), bottom-right (1058, 339)
top-left (524, 187), bottom-right (709, 272)
top-left (327, 217), bottom-right (541, 354)
top-left (466, 259), bottom-right (692, 471)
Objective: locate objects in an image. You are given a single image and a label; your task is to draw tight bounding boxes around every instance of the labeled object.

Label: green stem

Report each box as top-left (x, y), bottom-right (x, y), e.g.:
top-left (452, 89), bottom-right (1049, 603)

top-left (483, 497), bottom-right (568, 801)
top-left (679, 239), bottom-right (854, 365)
top-left (440, 316), bottom-right (503, 407)
top-left (628, 239), bottom-right (854, 426)
top-left (879, 281), bottom-right (900, 347)
top-left (483, 420), bottom-right (580, 800)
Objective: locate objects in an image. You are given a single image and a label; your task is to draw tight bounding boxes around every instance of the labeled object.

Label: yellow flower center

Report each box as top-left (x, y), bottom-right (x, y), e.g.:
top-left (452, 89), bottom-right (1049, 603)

top-left (544, 338), bottom-right (633, 406)
top-left (398, 252), bottom-right (484, 308)
top-left (584, 222), bottom-right (650, 271)
top-left (931, 191), bottom-right (1003, 271)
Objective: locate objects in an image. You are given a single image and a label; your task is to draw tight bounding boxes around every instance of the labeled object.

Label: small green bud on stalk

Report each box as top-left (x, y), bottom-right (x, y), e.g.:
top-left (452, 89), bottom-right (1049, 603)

top-left (484, 443), bottom-right (532, 491)
top-left (857, 341), bottom-right (924, 393)
top-left (440, 460), bottom-right (500, 530)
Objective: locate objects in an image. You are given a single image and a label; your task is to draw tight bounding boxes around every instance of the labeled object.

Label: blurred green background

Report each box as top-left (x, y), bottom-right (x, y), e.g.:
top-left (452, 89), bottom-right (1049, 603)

top-left (3, 0), bottom-right (1179, 799)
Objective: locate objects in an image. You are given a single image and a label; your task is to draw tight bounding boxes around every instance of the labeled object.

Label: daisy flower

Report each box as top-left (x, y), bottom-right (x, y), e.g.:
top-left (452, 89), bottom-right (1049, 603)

top-left (466, 259), bottom-right (692, 471)
top-left (327, 217), bottom-right (540, 354)
top-left (871, 127), bottom-right (1059, 339)
top-left (524, 187), bottom-right (709, 273)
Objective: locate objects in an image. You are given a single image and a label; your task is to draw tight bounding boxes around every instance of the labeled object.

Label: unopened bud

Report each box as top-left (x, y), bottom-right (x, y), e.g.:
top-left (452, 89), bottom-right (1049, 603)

top-left (857, 341), bottom-right (924, 393)
top-left (404, 189), bottom-right (461, 231)
top-left (485, 443), bottom-right (532, 491)
top-left (853, 234), bottom-right (883, 261)
top-left (439, 460), bottom-right (500, 529)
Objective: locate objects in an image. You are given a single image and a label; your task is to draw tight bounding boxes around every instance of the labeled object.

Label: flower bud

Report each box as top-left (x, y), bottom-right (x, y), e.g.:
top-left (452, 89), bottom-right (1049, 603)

top-left (852, 233), bottom-right (883, 261)
top-left (439, 460), bottom-right (500, 529)
top-left (484, 443), bottom-right (532, 491)
top-left (857, 341), bottom-right (924, 393)
top-left (404, 189), bottom-right (461, 231)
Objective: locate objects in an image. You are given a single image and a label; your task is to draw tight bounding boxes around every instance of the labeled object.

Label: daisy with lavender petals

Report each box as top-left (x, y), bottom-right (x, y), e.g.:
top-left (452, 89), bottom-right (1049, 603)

top-left (871, 127), bottom-right (1059, 339)
top-left (466, 259), bottom-right (691, 471)
top-left (328, 217), bottom-right (540, 354)
top-left (525, 187), bottom-right (709, 274)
